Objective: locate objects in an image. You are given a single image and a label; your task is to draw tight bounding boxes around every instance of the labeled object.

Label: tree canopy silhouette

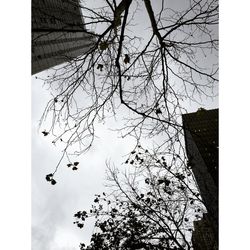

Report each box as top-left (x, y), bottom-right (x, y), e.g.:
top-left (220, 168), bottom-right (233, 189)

top-left (34, 0), bottom-right (218, 248)
top-left (74, 147), bottom-right (205, 250)
top-left (37, 0), bottom-right (218, 180)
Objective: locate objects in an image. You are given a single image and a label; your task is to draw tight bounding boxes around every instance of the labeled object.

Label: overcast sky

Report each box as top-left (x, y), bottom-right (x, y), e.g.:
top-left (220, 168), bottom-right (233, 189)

top-left (32, 70), bottom-right (218, 249)
top-left (2, 1), bottom-right (250, 250)
top-left (31, 1), bottom-right (218, 249)
top-left (32, 83), bottom-right (217, 250)
top-left (32, 71), bottom-right (138, 249)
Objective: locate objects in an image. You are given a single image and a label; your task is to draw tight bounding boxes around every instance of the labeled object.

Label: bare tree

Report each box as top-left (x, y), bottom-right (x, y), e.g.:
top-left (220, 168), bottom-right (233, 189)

top-left (37, 0), bottom-right (218, 182)
top-left (74, 147), bottom-right (206, 249)
top-left (34, 0), bottom-right (218, 248)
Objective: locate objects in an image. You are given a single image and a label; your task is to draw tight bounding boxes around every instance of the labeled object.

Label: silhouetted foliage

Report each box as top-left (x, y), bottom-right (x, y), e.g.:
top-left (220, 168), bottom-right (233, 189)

top-left (45, 173), bottom-right (57, 185)
top-left (74, 147), bottom-right (205, 249)
top-left (34, 0), bottom-right (218, 248)
top-left (37, 0), bottom-right (218, 182)
top-left (42, 131), bottom-right (49, 136)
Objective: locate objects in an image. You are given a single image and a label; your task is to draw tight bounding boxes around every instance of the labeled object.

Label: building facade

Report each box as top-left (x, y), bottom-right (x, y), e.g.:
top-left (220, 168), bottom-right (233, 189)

top-left (192, 213), bottom-right (218, 250)
top-left (182, 108), bottom-right (218, 249)
top-left (32, 0), bottom-right (94, 74)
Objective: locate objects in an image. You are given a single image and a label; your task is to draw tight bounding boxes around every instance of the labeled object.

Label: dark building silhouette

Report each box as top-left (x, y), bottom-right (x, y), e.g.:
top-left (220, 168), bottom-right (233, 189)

top-left (32, 0), bottom-right (94, 74)
top-left (182, 108), bottom-right (218, 250)
top-left (192, 213), bottom-right (218, 250)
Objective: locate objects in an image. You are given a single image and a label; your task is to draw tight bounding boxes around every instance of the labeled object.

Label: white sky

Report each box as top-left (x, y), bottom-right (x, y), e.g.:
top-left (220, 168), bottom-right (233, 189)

top-left (1, 1), bottom-right (250, 250)
top-left (32, 74), bottom-right (218, 250)
top-left (31, 1), bottom-right (219, 246)
top-left (32, 71), bottom-right (137, 249)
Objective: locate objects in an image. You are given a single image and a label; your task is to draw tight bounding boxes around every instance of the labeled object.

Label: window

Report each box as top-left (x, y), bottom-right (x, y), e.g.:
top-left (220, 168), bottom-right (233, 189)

top-left (40, 17), bottom-right (47, 23)
top-left (50, 18), bottom-right (56, 24)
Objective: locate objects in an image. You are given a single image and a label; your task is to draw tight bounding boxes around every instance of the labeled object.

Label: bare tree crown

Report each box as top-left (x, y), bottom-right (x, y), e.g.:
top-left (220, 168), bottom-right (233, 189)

top-left (39, 0), bottom-right (218, 177)
top-left (35, 0), bottom-right (218, 248)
